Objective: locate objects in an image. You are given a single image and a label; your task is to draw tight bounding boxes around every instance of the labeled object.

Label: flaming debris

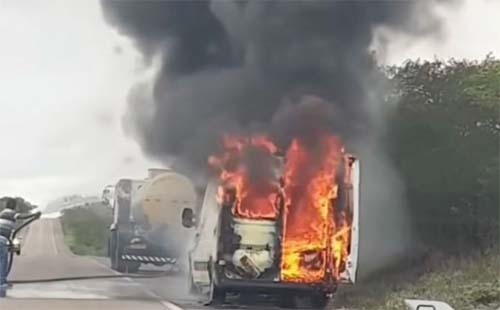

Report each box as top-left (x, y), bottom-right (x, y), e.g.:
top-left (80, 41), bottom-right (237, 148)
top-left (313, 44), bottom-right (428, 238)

top-left (209, 132), bottom-right (353, 283)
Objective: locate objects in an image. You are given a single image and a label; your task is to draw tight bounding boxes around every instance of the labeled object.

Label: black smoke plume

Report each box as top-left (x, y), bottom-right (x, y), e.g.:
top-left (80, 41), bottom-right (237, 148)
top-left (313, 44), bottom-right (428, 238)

top-left (101, 0), bottom-right (443, 165)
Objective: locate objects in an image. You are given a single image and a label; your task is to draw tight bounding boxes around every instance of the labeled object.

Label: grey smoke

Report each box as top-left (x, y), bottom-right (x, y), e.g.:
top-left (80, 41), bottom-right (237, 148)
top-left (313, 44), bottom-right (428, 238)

top-left (101, 0), bottom-right (449, 275)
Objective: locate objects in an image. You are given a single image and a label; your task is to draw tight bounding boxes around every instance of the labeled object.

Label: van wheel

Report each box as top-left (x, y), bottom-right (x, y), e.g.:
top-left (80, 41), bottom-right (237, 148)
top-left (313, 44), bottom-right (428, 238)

top-left (278, 293), bottom-right (297, 308)
top-left (209, 280), bottom-right (226, 304)
top-left (278, 292), bottom-right (329, 309)
top-left (310, 293), bottom-right (330, 309)
top-left (208, 261), bottom-right (225, 304)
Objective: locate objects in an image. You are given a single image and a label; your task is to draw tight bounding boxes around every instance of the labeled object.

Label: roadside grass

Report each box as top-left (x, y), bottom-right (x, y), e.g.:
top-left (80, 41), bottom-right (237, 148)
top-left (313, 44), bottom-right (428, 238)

top-left (60, 203), bottom-right (113, 257)
top-left (334, 250), bottom-right (500, 310)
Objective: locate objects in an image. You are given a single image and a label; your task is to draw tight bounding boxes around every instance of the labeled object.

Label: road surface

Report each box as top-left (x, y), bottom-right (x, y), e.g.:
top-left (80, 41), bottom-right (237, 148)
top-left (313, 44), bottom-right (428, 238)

top-left (1, 219), bottom-right (328, 310)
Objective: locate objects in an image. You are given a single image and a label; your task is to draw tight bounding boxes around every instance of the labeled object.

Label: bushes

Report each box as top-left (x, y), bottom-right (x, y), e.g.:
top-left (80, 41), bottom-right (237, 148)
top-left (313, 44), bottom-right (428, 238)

top-left (386, 57), bottom-right (499, 254)
top-left (336, 252), bottom-right (500, 310)
top-left (333, 57), bottom-right (499, 309)
top-left (380, 254), bottom-right (500, 310)
top-left (60, 204), bottom-right (113, 256)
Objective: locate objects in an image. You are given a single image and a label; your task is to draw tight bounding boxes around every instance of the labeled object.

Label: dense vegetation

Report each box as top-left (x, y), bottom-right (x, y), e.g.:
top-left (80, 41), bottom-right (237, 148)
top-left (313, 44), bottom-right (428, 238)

top-left (337, 57), bottom-right (499, 309)
top-left (386, 56), bottom-right (499, 255)
top-left (60, 203), bottom-right (113, 257)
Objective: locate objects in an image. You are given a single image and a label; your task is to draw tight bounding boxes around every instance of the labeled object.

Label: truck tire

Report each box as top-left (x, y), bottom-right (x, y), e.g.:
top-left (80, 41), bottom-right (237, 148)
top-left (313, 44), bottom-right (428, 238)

top-left (125, 262), bottom-right (140, 273)
top-left (109, 232), bottom-right (118, 270)
top-left (110, 231), bottom-right (127, 273)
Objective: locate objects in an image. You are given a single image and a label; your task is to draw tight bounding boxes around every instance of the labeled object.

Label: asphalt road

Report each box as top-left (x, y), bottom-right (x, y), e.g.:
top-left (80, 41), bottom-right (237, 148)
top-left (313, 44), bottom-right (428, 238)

top-left (1, 219), bottom-right (317, 310)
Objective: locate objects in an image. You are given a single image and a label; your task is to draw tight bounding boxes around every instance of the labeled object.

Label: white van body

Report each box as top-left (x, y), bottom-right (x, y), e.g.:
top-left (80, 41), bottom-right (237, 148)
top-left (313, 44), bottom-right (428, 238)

top-left (187, 156), bottom-right (361, 307)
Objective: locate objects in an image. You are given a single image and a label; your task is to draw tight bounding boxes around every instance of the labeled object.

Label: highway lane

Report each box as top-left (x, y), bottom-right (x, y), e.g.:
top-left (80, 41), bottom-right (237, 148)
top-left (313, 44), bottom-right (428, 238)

top-left (2, 218), bottom-right (336, 310)
top-left (1, 219), bottom-right (180, 309)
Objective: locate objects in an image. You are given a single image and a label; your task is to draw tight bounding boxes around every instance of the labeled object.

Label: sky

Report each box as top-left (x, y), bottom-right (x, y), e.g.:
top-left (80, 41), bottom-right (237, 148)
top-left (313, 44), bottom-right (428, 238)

top-left (0, 0), bottom-right (498, 207)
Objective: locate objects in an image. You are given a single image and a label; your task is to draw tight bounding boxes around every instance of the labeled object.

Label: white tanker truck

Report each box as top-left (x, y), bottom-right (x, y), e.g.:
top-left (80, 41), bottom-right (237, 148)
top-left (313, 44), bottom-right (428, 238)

top-left (107, 168), bottom-right (197, 272)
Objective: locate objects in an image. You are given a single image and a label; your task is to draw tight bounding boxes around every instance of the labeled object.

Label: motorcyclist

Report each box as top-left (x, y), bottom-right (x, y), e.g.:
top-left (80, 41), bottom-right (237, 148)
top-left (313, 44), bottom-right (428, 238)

top-left (0, 198), bottom-right (41, 297)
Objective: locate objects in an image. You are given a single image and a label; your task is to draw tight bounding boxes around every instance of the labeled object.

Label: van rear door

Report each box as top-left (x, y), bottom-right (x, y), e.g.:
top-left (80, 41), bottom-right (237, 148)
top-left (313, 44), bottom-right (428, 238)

top-left (338, 156), bottom-right (360, 284)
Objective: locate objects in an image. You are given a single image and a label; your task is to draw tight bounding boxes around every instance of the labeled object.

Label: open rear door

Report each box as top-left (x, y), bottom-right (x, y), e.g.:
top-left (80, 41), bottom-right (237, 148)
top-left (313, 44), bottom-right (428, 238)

top-left (339, 155), bottom-right (360, 284)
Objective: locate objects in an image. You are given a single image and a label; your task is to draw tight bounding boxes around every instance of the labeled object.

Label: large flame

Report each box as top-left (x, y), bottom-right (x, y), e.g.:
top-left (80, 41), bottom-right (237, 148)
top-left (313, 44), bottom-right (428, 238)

top-left (209, 133), bottom-right (352, 283)
top-left (209, 134), bottom-right (281, 220)
top-left (281, 135), bottom-right (346, 283)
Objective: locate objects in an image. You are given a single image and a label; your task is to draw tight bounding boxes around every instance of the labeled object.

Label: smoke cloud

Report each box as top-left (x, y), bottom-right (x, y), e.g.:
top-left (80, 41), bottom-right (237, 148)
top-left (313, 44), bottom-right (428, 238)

top-left (101, 1), bottom-right (448, 275)
top-left (101, 1), bottom-right (443, 161)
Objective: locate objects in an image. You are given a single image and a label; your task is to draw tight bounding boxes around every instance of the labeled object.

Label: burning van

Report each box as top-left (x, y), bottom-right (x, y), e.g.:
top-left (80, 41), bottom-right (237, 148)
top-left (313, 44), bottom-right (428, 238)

top-left (181, 135), bottom-right (359, 308)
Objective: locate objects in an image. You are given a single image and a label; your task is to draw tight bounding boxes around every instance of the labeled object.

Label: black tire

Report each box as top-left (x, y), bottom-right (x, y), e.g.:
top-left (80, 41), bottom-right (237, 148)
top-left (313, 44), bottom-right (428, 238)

top-left (109, 232), bottom-right (118, 270)
top-left (209, 281), bottom-right (226, 305)
top-left (125, 262), bottom-right (140, 273)
top-left (278, 293), bottom-right (297, 308)
top-left (114, 250), bottom-right (126, 273)
top-left (278, 292), bottom-right (329, 309)
top-left (310, 293), bottom-right (330, 309)
top-left (111, 231), bottom-right (126, 273)
top-left (208, 260), bottom-right (225, 304)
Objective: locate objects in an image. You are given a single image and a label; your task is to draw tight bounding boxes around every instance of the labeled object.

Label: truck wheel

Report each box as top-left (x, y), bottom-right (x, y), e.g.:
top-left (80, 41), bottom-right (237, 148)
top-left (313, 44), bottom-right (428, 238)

top-left (109, 232), bottom-right (118, 270)
top-left (111, 231), bottom-right (126, 273)
top-left (114, 251), bottom-right (126, 272)
top-left (125, 262), bottom-right (140, 273)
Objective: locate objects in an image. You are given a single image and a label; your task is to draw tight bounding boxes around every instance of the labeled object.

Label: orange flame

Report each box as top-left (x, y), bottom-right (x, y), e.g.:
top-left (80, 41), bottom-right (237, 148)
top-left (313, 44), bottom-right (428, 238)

top-left (281, 135), bottom-right (346, 283)
top-left (208, 132), bottom-right (352, 283)
top-left (209, 134), bottom-right (280, 220)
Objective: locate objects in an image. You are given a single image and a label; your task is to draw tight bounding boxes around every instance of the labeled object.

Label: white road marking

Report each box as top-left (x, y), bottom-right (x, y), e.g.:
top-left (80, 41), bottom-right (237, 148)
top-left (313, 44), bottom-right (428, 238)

top-left (7, 284), bottom-right (110, 300)
top-left (89, 258), bottom-right (184, 310)
top-left (49, 220), bottom-right (59, 254)
top-left (160, 300), bottom-right (185, 310)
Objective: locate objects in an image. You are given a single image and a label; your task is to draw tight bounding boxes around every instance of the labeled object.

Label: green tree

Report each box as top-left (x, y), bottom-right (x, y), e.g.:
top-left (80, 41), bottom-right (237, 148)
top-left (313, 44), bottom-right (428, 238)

top-left (386, 57), bottom-right (499, 254)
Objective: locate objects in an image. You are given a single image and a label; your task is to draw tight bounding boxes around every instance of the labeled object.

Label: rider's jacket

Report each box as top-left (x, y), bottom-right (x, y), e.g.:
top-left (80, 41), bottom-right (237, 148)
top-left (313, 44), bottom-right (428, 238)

top-left (0, 209), bottom-right (16, 239)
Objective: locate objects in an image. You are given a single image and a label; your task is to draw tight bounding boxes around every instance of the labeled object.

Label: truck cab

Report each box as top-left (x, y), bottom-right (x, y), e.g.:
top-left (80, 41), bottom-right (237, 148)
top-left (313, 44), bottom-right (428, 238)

top-left (183, 155), bottom-right (360, 308)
